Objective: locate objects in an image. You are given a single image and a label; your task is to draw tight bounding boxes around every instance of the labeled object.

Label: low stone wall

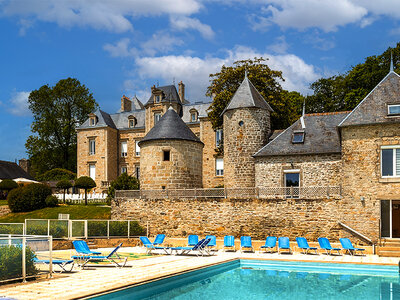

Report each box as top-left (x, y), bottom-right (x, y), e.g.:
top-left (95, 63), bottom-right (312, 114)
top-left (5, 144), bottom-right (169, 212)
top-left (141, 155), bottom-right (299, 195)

top-left (111, 197), bottom-right (358, 243)
top-left (0, 205), bottom-right (10, 217)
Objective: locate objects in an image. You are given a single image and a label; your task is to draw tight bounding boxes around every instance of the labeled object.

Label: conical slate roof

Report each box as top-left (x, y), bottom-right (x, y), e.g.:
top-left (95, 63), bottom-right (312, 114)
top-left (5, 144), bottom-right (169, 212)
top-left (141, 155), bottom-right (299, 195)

top-left (138, 107), bottom-right (203, 146)
top-left (222, 74), bottom-right (274, 115)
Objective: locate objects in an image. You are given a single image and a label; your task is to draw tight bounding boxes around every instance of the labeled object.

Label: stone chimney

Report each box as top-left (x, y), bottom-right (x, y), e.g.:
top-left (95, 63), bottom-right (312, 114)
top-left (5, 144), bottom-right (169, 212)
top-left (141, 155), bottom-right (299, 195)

top-left (121, 95), bottom-right (132, 112)
top-left (19, 159), bottom-right (31, 176)
top-left (178, 81), bottom-right (185, 103)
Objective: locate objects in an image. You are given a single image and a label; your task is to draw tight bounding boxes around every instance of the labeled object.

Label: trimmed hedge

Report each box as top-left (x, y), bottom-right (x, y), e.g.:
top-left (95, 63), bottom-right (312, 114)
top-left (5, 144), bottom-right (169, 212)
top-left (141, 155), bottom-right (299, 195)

top-left (0, 245), bottom-right (37, 281)
top-left (45, 195), bottom-right (58, 207)
top-left (7, 183), bottom-right (52, 213)
top-left (37, 168), bottom-right (76, 181)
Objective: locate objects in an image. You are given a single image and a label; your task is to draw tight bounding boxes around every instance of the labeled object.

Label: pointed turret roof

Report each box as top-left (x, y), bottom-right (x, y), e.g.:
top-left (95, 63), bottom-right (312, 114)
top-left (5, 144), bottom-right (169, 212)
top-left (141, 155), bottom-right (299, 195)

top-left (339, 71), bottom-right (400, 127)
top-left (222, 74), bottom-right (274, 115)
top-left (138, 107), bottom-right (203, 146)
top-left (131, 95), bottom-right (144, 110)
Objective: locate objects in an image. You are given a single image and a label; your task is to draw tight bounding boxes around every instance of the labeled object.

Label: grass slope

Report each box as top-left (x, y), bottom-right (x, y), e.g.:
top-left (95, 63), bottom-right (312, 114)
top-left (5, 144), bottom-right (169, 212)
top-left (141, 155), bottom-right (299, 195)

top-left (0, 205), bottom-right (111, 223)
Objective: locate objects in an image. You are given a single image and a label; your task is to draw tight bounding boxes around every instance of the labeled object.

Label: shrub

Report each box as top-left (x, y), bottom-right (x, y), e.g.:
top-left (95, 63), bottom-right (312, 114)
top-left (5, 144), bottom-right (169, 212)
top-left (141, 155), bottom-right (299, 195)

top-left (0, 179), bottom-right (18, 199)
top-left (74, 176), bottom-right (96, 205)
top-left (106, 173), bottom-right (139, 205)
top-left (7, 183), bottom-right (52, 212)
top-left (37, 168), bottom-right (76, 181)
top-left (45, 195), bottom-right (58, 207)
top-left (0, 245), bottom-right (37, 281)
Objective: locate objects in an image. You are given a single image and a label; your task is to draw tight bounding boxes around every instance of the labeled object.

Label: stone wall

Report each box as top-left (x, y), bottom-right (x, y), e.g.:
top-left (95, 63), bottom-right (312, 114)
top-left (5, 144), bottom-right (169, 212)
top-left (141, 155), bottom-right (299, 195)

top-left (139, 139), bottom-right (204, 189)
top-left (118, 129), bottom-right (145, 178)
top-left (341, 123), bottom-right (400, 241)
top-left (0, 206), bottom-right (10, 217)
top-left (255, 154), bottom-right (342, 187)
top-left (112, 196), bottom-right (347, 242)
top-left (223, 107), bottom-right (270, 188)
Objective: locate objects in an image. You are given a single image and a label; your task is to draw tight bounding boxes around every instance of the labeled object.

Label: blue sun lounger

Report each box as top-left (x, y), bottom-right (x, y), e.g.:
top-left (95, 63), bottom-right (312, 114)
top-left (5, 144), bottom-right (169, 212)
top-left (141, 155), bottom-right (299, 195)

top-left (296, 237), bottom-right (318, 254)
top-left (205, 235), bottom-right (217, 250)
top-left (318, 237), bottom-right (342, 255)
top-left (139, 236), bottom-right (170, 255)
top-left (188, 235), bottom-right (199, 247)
top-left (278, 237), bottom-right (291, 254)
top-left (72, 243), bottom-right (127, 267)
top-left (171, 238), bottom-right (212, 256)
top-left (72, 240), bottom-right (101, 255)
top-left (153, 234), bottom-right (166, 246)
top-left (223, 235), bottom-right (235, 252)
top-left (260, 236), bottom-right (277, 253)
top-left (34, 257), bottom-right (75, 272)
top-left (339, 238), bottom-right (365, 256)
top-left (240, 236), bottom-right (254, 252)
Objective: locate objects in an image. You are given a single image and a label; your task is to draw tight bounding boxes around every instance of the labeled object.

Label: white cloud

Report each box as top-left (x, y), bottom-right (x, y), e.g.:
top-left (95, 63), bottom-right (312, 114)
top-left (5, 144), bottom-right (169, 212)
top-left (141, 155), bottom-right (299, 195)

top-left (132, 46), bottom-right (320, 101)
top-left (170, 16), bottom-right (215, 39)
top-left (267, 36), bottom-right (289, 54)
top-left (103, 38), bottom-right (138, 57)
top-left (0, 0), bottom-right (202, 33)
top-left (141, 32), bottom-right (184, 56)
top-left (8, 91), bottom-right (31, 116)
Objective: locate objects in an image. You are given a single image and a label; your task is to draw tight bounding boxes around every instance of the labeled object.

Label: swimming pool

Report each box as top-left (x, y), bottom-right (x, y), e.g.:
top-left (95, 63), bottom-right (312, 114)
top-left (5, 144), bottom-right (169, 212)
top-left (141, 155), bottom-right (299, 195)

top-left (91, 259), bottom-right (400, 299)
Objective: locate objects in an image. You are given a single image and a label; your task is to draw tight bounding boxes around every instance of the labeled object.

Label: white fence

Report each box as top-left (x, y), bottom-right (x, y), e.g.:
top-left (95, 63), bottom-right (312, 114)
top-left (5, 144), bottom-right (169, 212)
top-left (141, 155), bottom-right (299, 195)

top-left (116, 186), bottom-right (342, 200)
top-left (54, 192), bottom-right (107, 204)
top-left (0, 234), bottom-right (53, 283)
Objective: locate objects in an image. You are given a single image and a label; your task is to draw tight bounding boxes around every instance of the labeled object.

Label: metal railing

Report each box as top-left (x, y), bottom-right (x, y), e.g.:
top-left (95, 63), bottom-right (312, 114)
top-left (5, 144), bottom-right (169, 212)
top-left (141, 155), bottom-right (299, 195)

top-left (0, 234), bottom-right (53, 283)
top-left (338, 222), bottom-right (373, 245)
top-left (54, 193), bottom-right (107, 204)
top-left (22, 219), bottom-right (146, 240)
top-left (116, 186), bottom-right (341, 200)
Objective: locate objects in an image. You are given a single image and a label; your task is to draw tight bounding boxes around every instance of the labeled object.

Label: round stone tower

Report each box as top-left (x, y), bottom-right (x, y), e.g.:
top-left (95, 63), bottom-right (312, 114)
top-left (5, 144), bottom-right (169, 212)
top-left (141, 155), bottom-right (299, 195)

top-left (222, 74), bottom-right (273, 188)
top-left (139, 107), bottom-right (204, 190)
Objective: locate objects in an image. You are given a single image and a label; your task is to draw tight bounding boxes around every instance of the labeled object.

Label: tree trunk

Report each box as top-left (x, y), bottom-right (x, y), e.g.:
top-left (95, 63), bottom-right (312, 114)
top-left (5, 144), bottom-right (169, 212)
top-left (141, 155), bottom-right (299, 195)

top-left (85, 189), bottom-right (88, 205)
top-left (63, 189), bottom-right (66, 204)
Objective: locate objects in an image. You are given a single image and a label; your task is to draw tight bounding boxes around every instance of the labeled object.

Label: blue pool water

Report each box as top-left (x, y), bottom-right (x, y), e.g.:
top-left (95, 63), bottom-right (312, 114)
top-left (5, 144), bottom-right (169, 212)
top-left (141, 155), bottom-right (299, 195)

top-left (92, 260), bottom-right (400, 299)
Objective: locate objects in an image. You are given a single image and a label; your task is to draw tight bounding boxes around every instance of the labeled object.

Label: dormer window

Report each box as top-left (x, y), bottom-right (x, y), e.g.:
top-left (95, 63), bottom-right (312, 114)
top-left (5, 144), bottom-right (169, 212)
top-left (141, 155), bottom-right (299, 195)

top-left (388, 104), bottom-right (400, 115)
top-left (155, 95), bottom-right (161, 103)
top-left (128, 116), bottom-right (137, 128)
top-left (189, 109), bottom-right (198, 122)
top-left (292, 131), bottom-right (305, 144)
top-left (89, 116), bottom-right (96, 126)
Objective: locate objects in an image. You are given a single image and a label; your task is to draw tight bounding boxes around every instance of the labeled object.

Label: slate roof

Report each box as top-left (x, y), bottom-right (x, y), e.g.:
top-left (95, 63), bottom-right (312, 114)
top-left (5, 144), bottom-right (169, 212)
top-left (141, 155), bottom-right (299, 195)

top-left (222, 75), bottom-right (274, 115)
top-left (111, 110), bottom-right (145, 129)
top-left (254, 112), bottom-right (350, 157)
top-left (145, 85), bottom-right (182, 106)
top-left (0, 160), bottom-right (35, 180)
top-left (339, 71), bottom-right (400, 127)
top-left (77, 109), bottom-right (116, 130)
top-left (139, 107), bottom-right (203, 146)
top-left (181, 102), bottom-right (211, 123)
top-left (117, 95), bottom-right (144, 112)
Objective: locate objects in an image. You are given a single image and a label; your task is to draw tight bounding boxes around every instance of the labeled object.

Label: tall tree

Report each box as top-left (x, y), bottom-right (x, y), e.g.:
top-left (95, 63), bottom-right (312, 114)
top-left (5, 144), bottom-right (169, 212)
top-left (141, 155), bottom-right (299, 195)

top-left (26, 78), bottom-right (97, 176)
top-left (307, 44), bottom-right (400, 113)
top-left (206, 58), bottom-right (304, 130)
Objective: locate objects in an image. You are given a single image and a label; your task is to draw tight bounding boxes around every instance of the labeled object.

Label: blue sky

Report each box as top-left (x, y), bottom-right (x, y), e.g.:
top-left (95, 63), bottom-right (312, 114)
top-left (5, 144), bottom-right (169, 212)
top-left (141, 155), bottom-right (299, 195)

top-left (1, 0), bottom-right (400, 162)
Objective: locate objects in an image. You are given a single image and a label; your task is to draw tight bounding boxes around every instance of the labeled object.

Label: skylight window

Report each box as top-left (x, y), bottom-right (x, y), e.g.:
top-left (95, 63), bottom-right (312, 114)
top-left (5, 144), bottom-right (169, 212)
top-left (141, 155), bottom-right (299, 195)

top-left (388, 104), bottom-right (400, 115)
top-left (292, 131), bottom-right (305, 144)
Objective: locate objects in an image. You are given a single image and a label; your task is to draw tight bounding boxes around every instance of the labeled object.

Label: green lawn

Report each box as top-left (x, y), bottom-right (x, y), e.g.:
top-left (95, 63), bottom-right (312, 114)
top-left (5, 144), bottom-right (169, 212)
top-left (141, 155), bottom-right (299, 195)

top-left (0, 200), bottom-right (7, 206)
top-left (0, 204), bottom-right (111, 223)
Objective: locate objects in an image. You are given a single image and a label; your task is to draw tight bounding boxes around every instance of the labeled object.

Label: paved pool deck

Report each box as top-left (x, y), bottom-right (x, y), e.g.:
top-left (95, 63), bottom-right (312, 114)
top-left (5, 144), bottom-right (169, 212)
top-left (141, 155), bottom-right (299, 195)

top-left (1, 247), bottom-right (399, 300)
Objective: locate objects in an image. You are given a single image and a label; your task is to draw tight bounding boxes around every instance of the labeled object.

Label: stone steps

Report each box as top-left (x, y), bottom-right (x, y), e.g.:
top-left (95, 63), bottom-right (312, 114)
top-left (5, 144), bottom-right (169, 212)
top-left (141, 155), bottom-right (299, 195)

top-left (378, 239), bottom-right (400, 257)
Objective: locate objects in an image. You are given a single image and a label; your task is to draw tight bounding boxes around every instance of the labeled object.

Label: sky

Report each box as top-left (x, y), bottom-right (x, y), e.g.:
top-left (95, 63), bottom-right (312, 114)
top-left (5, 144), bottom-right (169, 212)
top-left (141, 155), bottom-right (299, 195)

top-left (1, 0), bottom-right (400, 162)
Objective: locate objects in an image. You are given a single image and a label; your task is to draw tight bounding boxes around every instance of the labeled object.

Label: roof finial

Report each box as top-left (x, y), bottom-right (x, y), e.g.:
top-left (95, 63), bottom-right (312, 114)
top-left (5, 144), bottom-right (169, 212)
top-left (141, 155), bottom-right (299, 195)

top-left (173, 77), bottom-right (175, 86)
top-left (302, 100), bottom-right (305, 117)
top-left (244, 67), bottom-right (248, 79)
top-left (390, 51), bottom-right (394, 72)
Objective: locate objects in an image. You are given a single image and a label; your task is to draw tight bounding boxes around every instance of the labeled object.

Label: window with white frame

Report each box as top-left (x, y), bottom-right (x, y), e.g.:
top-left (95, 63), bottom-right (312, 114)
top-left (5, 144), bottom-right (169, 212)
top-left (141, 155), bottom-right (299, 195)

top-left (121, 166), bottom-right (127, 174)
top-left (121, 141), bottom-right (127, 157)
top-left (216, 129), bottom-right (223, 147)
top-left (135, 141), bottom-right (141, 156)
top-left (89, 164), bottom-right (96, 180)
top-left (381, 146), bottom-right (400, 177)
top-left (128, 117), bottom-right (137, 128)
top-left (89, 139), bottom-right (96, 155)
top-left (216, 158), bottom-right (224, 176)
top-left (388, 104), bottom-right (400, 115)
top-left (154, 113), bottom-right (162, 124)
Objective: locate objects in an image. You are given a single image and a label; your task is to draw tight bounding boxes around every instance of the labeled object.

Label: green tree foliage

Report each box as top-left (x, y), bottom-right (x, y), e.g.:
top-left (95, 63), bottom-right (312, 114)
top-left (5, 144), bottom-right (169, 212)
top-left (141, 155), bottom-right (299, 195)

top-left (206, 58), bottom-right (304, 131)
top-left (106, 173), bottom-right (140, 205)
top-left (26, 78), bottom-right (98, 177)
top-left (7, 183), bottom-right (52, 213)
top-left (37, 168), bottom-right (76, 181)
top-left (56, 179), bottom-right (73, 203)
top-left (0, 179), bottom-right (19, 200)
top-left (74, 176), bottom-right (96, 205)
top-left (307, 44), bottom-right (400, 113)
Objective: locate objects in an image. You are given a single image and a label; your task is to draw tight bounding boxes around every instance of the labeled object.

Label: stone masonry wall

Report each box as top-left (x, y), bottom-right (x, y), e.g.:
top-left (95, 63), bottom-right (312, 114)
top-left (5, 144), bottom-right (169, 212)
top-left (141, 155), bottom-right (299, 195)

top-left (255, 154), bottom-right (342, 188)
top-left (340, 123), bottom-right (400, 241)
top-left (112, 197), bottom-right (345, 242)
top-left (140, 139), bottom-right (204, 189)
top-left (223, 108), bottom-right (270, 188)
top-left (118, 129), bottom-right (145, 177)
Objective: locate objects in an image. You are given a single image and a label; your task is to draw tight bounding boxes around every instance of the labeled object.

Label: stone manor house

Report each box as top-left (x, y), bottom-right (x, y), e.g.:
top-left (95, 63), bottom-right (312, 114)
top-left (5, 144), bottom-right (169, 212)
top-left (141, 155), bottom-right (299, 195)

top-left (78, 67), bottom-right (400, 242)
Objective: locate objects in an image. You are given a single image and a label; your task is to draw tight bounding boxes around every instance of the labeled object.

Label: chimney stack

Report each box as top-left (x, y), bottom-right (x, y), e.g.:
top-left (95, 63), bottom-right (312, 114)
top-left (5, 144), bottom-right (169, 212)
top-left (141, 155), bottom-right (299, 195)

top-left (19, 159), bottom-right (31, 176)
top-left (178, 81), bottom-right (185, 103)
top-left (121, 95), bottom-right (132, 112)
